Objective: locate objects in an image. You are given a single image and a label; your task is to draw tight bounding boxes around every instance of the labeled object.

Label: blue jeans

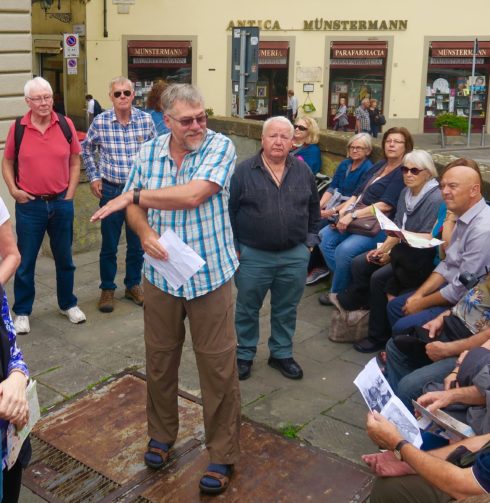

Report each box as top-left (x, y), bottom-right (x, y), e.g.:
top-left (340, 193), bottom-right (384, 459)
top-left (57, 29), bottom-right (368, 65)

top-left (99, 181), bottom-right (143, 290)
top-left (385, 337), bottom-right (456, 411)
top-left (318, 225), bottom-right (385, 293)
top-left (234, 243), bottom-right (310, 361)
top-left (387, 291), bottom-right (449, 335)
top-left (14, 196), bottom-right (77, 315)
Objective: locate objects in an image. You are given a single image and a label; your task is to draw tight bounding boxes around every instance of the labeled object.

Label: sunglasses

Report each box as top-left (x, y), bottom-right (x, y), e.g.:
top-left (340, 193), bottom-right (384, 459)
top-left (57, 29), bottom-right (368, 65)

top-left (167, 113), bottom-right (208, 127)
top-left (113, 90), bottom-right (132, 98)
top-left (401, 166), bottom-right (424, 175)
top-left (294, 124), bottom-right (308, 131)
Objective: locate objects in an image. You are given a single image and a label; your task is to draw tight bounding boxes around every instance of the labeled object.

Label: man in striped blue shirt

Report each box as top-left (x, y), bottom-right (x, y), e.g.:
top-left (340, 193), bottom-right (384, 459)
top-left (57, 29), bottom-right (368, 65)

top-left (82, 76), bottom-right (156, 313)
top-left (91, 84), bottom-right (240, 495)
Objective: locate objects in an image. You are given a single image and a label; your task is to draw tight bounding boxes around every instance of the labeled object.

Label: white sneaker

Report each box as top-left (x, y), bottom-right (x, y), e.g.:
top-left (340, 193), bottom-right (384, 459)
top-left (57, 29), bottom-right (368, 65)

top-left (14, 315), bottom-right (30, 335)
top-left (60, 306), bottom-right (87, 324)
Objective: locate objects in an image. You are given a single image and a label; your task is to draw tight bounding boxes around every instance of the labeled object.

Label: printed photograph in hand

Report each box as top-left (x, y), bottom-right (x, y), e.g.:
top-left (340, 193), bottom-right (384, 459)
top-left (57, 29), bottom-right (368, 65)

top-left (383, 401), bottom-right (420, 444)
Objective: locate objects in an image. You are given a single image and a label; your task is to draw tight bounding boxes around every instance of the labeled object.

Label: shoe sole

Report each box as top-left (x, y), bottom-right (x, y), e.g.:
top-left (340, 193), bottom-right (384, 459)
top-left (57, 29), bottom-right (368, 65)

top-left (98, 305), bottom-right (114, 313)
top-left (125, 293), bottom-right (143, 306)
top-left (268, 360), bottom-right (303, 380)
top-left (318, 297), bottom-right (332, 306)
top-left (238, 371), bottom-right (251, 381)
top-left (306, 273), bottom-right (330, 285)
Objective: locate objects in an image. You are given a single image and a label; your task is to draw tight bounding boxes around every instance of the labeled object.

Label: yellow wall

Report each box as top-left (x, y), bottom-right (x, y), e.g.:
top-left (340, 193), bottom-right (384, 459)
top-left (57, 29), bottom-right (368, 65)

top-left (32, 0), bottom-right (86, 126)
top-left (83, 0), bottom-right (490, 131)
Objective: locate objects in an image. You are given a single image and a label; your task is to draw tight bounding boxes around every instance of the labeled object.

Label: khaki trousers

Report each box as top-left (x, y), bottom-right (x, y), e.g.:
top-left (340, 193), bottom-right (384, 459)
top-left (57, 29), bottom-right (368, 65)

top-left (144, 278), bottom-right (241, 464)
top-left (370, 474), bottom-right (454, 503)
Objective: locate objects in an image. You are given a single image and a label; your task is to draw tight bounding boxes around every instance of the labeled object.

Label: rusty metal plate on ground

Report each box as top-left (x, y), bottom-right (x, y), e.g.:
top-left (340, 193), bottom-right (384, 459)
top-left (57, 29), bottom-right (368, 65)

top-left (24, 373), bottom-right (372, 502)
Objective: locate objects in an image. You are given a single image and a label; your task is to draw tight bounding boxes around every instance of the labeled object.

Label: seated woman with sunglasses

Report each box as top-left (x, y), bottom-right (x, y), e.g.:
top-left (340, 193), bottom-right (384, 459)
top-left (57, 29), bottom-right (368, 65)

top-left (290, 116), bottom-right (322, 174)
top-left (318, 127), bottom-right (413, 305)
top-left (335, 150), bottom-right (443, 353)
top-left (307, 133), bottom-right (374, 285)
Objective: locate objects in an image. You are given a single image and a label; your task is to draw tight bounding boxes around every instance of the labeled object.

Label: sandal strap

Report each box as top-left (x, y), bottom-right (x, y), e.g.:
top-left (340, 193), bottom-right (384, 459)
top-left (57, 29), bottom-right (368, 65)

top-left (202, 471), bottom-right (229, 484)
top-left (147, 446), bottom-right (170, 462)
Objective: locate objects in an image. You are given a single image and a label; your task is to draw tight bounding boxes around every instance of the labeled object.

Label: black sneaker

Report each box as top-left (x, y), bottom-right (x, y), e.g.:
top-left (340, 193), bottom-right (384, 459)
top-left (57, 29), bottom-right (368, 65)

top-left (237, 359), bottom-right (253, 380)
top-left (268, 356), bottom-right (303, 380)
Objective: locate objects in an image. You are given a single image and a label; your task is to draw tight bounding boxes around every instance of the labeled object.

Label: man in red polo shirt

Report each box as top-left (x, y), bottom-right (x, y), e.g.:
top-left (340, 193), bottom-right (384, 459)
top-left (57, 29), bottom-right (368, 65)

top-left (1, 76), bottom-right (86, 335)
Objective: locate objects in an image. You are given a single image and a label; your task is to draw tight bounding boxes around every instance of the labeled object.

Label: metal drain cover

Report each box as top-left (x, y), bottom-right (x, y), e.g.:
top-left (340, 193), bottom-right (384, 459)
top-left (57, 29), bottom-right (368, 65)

top-left (24, 373), bottom-right (372, 502)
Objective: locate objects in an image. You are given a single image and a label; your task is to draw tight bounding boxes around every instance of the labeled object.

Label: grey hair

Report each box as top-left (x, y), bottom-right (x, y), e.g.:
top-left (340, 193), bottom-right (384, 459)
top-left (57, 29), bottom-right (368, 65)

top-left (161, 84), bottom-right (204, 113)
top-left (262, 116), bottom-right (294, 138)
top-left (347, 133), bottom-right (372, 156)
top-left (109, 76), bottom-right (134, 93)
top-left (403, 150), bottom-right (438, 178)
top-left (24, 77), bottom-right (52, 97)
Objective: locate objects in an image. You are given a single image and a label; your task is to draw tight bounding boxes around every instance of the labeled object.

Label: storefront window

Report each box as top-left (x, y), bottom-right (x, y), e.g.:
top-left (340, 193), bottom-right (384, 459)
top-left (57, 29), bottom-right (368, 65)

top-left (127, 40), bottom-right (192, 109)
top-left (232, 41), bottom-right (289, 120)
top-left (424, 42), bottom-right (490, 132)
top-left (328, 42), bottom-right (387, 130)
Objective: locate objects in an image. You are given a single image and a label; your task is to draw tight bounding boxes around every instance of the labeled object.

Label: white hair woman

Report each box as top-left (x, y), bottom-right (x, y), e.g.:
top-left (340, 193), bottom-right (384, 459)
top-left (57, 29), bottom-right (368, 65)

top-left (342, 149), bottom-right (444, 353)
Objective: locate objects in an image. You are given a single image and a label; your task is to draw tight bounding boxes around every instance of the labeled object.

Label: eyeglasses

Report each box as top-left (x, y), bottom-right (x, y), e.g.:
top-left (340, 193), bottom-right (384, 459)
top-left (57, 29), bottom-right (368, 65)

top-left (349, 146), bottom-right (365, 151)
top-left (113, 90), bottom-right (132, 98)
top-left (167, 113), bottom-right (208, 127)
top-left (27, 95), bottom-right (53, 103)
top-left (294, 124), bottom-right (308, 132)
top-left (401, 166), bottom-right (424, 175)
top-left (386, 139), bottom-right (405, 145)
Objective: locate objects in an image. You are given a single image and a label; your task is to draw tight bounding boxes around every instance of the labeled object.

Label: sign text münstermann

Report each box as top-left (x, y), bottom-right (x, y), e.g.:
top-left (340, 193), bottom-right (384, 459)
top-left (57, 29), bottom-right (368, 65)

top-left (226, 19), bottom-right (408, 31)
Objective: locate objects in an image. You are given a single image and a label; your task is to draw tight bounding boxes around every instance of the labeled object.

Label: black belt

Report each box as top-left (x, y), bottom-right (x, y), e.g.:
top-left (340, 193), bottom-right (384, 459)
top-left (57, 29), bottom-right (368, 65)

top-left (30, 192), bottom-right (65, 201)
top-left (102, 178), bottom-right (125, 188)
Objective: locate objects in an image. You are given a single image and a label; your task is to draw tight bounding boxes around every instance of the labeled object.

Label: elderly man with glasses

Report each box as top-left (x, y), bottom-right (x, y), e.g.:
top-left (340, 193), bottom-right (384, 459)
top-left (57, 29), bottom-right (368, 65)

top-left (1, 76), bottom-right (86, 334)
top-left (91, 84), bottom-right (241, 495)
top-left (229, 116), bottom-right (321, 382)
top-left (82, 76), bottom-right (156, 313)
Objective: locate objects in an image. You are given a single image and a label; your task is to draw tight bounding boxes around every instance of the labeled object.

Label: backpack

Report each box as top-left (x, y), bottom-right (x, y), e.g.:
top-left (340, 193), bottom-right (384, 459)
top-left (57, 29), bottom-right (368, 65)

top-left (14, 112), bottom-right (72, 183)
top-left (93, 99), bottom-right (103, 117)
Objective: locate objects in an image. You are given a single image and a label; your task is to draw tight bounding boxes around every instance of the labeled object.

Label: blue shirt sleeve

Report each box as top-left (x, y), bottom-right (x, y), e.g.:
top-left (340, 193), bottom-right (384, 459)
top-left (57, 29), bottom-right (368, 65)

top-left (294, 144), bottom-right (321, 174)
top-left (328, 159), bottom-right (350, 192)
top-left (472, 451), bottom-right (490, 493)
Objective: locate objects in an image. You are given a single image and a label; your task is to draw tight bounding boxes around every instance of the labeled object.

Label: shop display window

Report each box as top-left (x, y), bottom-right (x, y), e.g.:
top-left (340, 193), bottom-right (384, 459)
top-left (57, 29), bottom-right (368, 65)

top-left (425, 72), bottom-right (487, 119)
top-left (127, 40), bottom-right (192, 109)
top-left (328, 73), bottom-right (384, 129)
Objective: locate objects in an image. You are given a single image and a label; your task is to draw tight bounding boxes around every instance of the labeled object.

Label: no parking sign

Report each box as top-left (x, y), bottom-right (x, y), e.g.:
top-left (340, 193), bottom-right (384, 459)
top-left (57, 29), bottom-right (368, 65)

top-left (67, 58), bottom-right (78, 75)
top-left (63, 33), bottom-right (79, 58)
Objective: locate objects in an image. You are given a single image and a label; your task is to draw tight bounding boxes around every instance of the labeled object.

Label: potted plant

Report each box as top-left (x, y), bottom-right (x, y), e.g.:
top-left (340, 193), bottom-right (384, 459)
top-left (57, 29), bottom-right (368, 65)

top-left (434, 112), bottom-right (469, 136)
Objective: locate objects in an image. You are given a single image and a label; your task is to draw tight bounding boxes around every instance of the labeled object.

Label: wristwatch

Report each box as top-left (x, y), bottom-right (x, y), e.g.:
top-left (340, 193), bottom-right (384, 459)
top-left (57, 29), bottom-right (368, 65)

top-left (351, 210), bottom-right (358, 220)
top-left (393, 439), bottom-right (410, 461)
top-left (133, 187), bottom-right (141, 205)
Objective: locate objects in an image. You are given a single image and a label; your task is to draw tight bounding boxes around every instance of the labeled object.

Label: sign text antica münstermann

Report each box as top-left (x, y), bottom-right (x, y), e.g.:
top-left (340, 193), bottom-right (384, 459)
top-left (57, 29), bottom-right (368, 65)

top-left (226, 20), bottom-right (408, 31)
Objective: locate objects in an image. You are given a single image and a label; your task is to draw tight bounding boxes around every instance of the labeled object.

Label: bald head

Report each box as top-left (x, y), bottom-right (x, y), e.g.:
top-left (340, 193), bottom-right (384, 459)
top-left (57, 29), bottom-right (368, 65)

top-left (441, 164), bottom-right (483, 216)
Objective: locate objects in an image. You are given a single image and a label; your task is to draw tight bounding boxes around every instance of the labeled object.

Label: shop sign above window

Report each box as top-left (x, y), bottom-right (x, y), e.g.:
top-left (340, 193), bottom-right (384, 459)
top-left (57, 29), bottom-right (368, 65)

top-left (430, 41), bottom-right (490, 58)
top-left (128, 41), bottom-right (191, 68)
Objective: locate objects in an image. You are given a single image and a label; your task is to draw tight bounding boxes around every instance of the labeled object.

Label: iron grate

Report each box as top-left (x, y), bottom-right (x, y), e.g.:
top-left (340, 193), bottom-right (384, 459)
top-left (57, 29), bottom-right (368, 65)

top-left (27, 435), bottom-right (151, 503)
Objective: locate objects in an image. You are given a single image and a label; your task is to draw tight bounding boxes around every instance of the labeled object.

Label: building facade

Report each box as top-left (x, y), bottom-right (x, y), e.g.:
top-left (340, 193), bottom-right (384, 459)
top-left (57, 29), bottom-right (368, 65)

top-left (0, 0), bottom-right (31, 211)
top-left (33, 0), bottom-right (490, 134)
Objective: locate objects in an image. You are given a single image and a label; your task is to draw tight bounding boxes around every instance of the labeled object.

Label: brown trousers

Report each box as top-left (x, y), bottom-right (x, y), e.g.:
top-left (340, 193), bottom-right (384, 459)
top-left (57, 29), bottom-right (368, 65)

top-left (144, 278), bottom-right (241, 464)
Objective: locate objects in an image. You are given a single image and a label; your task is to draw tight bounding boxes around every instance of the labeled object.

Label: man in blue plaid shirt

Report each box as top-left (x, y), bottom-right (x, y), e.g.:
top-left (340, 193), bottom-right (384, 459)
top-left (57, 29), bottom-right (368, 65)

top-left (82, 76), bottom-right (156, 313)
top-left (91, 84), bottom-right (240, 495)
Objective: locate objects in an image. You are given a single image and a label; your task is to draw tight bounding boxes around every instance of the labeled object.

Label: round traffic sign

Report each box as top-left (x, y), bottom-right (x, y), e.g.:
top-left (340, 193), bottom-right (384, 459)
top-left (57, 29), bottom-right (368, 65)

top-left (66, 35), bottom-right (77, 47)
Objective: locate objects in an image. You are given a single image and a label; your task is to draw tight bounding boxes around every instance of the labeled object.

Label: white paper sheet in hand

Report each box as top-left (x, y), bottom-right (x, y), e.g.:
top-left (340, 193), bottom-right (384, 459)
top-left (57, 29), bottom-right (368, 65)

top-left (373, 206), bottom-right (444, 249)
top-left (144, 229), bottom-right (206, 289)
